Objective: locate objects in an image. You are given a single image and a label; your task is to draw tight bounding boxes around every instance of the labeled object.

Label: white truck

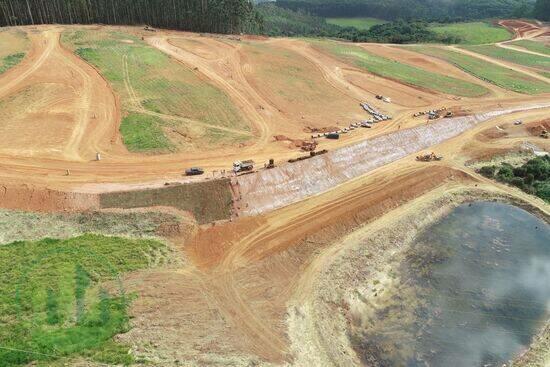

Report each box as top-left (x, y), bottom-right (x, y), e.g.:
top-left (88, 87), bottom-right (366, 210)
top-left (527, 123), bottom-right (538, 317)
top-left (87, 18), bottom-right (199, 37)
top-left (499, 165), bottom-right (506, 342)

top-left (233, 160), bottom-right (254, 173)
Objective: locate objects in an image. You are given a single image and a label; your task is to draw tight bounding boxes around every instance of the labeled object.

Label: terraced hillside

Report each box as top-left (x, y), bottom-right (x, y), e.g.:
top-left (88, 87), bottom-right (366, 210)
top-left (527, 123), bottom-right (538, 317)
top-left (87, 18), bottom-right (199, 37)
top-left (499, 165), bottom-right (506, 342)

top-left (409, 45), bottom-right (550, 94)
top-left (310, 40), bottom-right (489, 97)
top-left (62, 29), bottom-right (251, 153)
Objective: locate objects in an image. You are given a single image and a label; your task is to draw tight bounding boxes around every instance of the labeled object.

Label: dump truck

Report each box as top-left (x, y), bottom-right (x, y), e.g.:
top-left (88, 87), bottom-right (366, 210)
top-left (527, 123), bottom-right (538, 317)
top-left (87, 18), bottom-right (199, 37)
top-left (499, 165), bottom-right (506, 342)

top-left (185, 167), bottom-right (204, 176)
top-left (233, 160), bottom-right (254, 173)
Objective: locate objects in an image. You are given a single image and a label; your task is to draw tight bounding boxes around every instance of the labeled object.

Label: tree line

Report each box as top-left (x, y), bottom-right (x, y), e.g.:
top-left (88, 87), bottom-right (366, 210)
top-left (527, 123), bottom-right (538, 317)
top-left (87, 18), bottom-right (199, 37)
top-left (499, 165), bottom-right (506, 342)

top-left (274, 0), bottom-right (536, 21)
top-left (0, 0), bottom-right (263, 34)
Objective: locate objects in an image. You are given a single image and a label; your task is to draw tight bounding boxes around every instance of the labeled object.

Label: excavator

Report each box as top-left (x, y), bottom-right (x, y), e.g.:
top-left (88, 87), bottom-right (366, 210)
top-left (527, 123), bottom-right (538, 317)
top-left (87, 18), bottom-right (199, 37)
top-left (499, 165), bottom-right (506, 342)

top-left (416, 152), bottom-right (443, 162)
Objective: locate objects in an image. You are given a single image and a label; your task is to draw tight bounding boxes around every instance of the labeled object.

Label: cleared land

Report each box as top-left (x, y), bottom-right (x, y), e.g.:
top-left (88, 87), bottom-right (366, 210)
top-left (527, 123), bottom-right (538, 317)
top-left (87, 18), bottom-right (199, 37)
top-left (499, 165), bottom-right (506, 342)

top-left (326, 17), bottom-right (386, 30)
top-left (510, 39), bottom-right (550, 56)
top-left (0, 29), bottom-right (29, 74)
top-left (236, 40), bottom-right (365, 128)
top-left (429, 21), bottom-right (512, 45)
top-left (463, 44), bottom-right (550, 74)
top-left (410, 45), bottom-right (550, 94)
top-left (0, 20), bottom-right (550, 367)
top-left (311, 40), bottom-right (489, 97)
top-left (63, 29), bottom-right (251, 153)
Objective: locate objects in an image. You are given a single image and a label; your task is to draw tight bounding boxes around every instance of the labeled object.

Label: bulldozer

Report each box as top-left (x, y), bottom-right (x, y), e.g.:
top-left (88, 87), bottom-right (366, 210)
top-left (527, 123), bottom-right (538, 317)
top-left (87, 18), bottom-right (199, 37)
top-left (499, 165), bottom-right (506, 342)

top-left (416, 152), bottom-right (443, 162)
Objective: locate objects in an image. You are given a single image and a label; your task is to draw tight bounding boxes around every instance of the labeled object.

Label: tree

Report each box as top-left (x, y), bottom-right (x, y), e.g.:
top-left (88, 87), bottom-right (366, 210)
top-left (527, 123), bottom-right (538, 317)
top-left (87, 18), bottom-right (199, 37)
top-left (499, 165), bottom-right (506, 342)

top-left (534, 0), bottom-right (550, 20)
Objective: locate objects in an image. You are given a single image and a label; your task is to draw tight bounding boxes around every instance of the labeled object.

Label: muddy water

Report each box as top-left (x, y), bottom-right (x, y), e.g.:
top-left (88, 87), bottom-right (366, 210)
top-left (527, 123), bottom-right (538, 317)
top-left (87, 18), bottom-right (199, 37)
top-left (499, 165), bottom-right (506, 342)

top-left (359, 202), bottom-right (550, 367)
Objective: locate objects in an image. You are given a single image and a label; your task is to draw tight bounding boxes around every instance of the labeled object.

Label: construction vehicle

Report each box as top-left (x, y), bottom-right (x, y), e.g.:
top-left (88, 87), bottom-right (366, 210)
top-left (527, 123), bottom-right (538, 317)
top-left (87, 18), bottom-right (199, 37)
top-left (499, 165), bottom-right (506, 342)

top-left (541, 130), bottom-right (549, 139)
top-left (327, 133), bottom-right (340, 139)
top-left (185, 167), bottom-right (204, 176)
top-left (444, 111), bottom-right (454, 118)
top-left (428, 111), bottom-right (440, 120)
top-left (416, 152), bottom-right (443, 162)
top-left (266, 159), bottom-right (275, 169)
top-left (233, 160), bottom-right (254, 173)
top-left (144, 25), bottom-right (157, 32)
top-left (514, 120), bottom-right (523, 125)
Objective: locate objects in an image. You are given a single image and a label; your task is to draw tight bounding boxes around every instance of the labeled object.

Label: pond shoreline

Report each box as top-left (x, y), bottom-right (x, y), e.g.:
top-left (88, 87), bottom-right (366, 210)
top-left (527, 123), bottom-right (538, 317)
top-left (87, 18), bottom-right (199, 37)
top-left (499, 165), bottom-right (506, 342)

top-left (287, 186), bottom-right (549, 367)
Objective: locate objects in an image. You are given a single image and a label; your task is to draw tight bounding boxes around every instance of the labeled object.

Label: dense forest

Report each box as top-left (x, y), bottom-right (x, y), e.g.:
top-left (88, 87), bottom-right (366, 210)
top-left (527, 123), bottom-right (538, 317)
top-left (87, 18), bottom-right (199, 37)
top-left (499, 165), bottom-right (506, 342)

top-left (0, 0), bottom-right (263, 33)
top-left (535, 0), bottom-right (550, 20)
top-left (274, 0), bottom-right (535, 21)
top-left (257, 4), bottom-right (462, 43)
top-left (257, 3), bottom-right (339, 36)
top-left (480, 155), bottom-right (550, 202)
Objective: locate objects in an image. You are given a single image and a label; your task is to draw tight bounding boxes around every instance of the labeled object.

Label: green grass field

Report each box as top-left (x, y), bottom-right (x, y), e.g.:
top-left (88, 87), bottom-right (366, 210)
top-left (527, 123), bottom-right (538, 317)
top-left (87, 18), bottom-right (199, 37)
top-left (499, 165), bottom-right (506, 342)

top-left (509, 40), bottom-right (550, 56)
top-left (62, 29), bottom-right (250, 153)
top-left (0, 234), bottom-right (169, 366)
top-left (410, 46), bottom-right (550, 94)
top-left (429, 22), bottom-right (512, 45)
top-left (462, 44), bottom-right (550, 74)
top-left (326, 17), bottom-right (386, 30)
top-left (311, 40), bottom-right (488, 97)
top-left (0, 53), bottom-right (25, 74)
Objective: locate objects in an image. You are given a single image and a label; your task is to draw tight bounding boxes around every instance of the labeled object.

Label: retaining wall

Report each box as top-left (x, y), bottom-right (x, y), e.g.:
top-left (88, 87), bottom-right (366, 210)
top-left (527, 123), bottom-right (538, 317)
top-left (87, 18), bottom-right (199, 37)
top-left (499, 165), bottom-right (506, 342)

top-left (236, 103), bottom-right (550, 216)
top-left (99, 178), bottom-right (233, 224)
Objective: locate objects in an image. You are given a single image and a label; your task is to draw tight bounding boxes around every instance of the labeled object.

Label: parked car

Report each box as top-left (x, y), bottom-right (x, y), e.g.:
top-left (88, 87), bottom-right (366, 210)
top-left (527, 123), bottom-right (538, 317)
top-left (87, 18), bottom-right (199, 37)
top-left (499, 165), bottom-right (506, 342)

top-left (185, 167), bottom-right (204, 176)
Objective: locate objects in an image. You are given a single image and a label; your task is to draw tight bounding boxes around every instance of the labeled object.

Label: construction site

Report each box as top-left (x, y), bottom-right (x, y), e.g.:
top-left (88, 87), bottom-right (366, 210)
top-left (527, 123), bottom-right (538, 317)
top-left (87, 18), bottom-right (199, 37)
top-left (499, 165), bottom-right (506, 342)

top-left (0, 18), bottom-right (549, 367)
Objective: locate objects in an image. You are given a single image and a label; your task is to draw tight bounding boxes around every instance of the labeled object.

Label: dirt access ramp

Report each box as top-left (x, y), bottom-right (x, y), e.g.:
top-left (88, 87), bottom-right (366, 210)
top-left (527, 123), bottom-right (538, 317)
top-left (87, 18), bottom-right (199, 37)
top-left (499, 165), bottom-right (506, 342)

top-left (235, 103), bottom-right (550, 216)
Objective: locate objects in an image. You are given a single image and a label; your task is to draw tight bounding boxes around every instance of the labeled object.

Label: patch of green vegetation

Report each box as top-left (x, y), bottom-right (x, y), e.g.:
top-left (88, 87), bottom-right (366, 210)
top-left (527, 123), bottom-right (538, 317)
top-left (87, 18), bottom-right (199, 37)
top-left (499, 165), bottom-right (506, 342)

top-left (257, 3), bottom-right (341, 36)
top-left (0, 52), bottom-right (25, 74)
top-left (326, 17), bottom-right (386, 30)
top-left (63, 29), bottom-right (249, 152)
top-left (411, 46), bottom-right (550, 94)
top-left (479, 155), bottom-right (550, 202)
top-left (0, 234), bottom-right (169, 366)
top-left (312, 40), bottom-right (488, 97)
top-left (462, 44), bottom-right (550, 73)
top-left (120, 113), bottom-right (172, 153)
top-left (511, 40), bottom-right (550, 56)
top-left (429, 22), bottom-right (512, 45)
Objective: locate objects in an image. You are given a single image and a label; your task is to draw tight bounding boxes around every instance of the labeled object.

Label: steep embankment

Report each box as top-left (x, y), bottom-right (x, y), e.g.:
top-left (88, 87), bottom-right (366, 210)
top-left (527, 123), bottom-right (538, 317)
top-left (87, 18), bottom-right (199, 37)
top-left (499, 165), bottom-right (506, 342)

top-left (235, 103), bottom-right (550, 215)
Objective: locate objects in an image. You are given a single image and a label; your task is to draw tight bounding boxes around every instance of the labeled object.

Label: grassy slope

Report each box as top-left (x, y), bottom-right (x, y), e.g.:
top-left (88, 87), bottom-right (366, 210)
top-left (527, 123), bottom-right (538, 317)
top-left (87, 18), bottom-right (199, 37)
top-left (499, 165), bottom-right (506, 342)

top-left (0, 234), bottom-right (169, 366)
top-left (462, 44), bottom-right (550, 74)
top-left (510, 40), bottom-right (550, 56)
top-left (326, 17), bottom-right (386, 30)
top-left (410, 46), bottom-right (550, 94)
top-left (0, 30), bottom-right (29, 74)
top-left (62, 29), bottom-right (249, 153)
top-left (429, 21), bottom-right (512, 45)
top-left (0, 209), bottom-right (181, 245)
top-left (311, 40), bottom-right (488, 97)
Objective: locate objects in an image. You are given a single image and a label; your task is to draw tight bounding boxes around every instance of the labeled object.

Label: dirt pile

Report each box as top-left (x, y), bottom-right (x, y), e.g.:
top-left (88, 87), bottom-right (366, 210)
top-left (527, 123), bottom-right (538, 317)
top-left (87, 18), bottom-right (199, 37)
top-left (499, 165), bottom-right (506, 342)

top-left (0, 183), bottom-right (99, 212)
top-left (527, 119), bottom-right (550, 137)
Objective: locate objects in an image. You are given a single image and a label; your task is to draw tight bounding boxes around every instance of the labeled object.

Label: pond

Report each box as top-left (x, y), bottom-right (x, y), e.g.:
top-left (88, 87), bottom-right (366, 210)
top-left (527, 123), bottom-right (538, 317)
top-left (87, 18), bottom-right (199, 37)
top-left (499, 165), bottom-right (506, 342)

top-left (358, 202), bottom-right (550, 367)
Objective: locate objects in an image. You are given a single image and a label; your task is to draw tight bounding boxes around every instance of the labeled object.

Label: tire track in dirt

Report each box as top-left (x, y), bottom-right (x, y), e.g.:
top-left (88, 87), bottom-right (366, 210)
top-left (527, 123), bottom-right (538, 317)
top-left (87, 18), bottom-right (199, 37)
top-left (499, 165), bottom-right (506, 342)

top-left (147, 36), bottom-right (271, 145)
top-left (0, 30), bottom-right (55, 98)
top-left (121, 54), bottom-right (252, 137)
top-left (496, 43), bottom-right (550, 58)
top-left (449, 45), bottom-right (550, 84)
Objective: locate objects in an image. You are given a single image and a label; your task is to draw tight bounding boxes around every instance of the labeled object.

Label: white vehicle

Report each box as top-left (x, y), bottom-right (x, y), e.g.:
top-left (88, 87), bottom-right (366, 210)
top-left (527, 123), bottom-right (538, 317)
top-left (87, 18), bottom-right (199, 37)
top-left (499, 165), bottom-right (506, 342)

top-left (233, 160), bottom-right (254, 173)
